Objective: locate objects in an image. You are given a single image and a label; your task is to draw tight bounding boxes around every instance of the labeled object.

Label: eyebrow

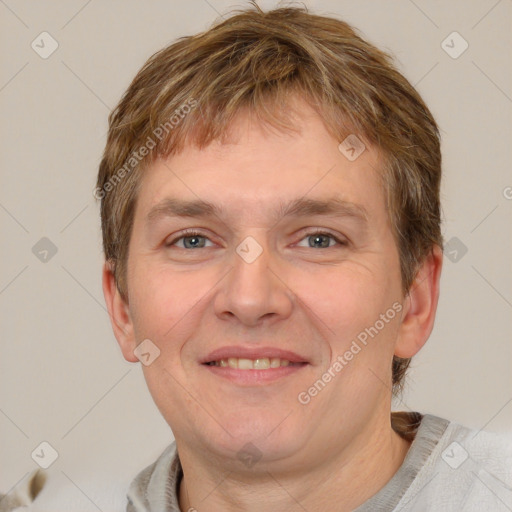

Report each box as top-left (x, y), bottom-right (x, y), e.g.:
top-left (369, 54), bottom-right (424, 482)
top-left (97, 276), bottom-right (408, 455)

top-left (146, 196), bottom-right (369, 226)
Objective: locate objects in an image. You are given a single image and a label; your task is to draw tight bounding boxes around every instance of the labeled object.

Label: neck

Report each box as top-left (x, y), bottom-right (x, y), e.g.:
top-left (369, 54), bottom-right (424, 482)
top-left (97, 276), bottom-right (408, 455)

top-left (178, 419), bottom-right (411, 512)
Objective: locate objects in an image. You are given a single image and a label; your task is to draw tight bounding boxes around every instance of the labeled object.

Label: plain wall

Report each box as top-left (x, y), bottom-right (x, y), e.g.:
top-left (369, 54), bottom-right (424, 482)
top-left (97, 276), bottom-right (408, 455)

top-left (1, 0), bottom-right (511, 503)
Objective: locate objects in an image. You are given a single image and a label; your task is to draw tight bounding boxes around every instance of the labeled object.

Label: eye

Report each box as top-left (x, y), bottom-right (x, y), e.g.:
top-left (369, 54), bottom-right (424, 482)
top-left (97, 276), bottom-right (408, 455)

top-left (166, 230), bottom-right (214, 249)
top-left (165, 229), bottom-right (346, 250)
top-left (296, 230), bottom-right (346, 249)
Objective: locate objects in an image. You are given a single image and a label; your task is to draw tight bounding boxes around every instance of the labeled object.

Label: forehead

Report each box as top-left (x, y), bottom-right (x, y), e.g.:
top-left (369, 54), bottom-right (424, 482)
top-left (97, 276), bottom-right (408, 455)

top-left (135, 100), bottom-right (386, 227)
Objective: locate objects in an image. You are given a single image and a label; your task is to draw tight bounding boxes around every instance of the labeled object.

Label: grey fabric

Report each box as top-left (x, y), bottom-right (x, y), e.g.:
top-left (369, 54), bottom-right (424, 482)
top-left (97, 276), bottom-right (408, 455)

top-left (354, 415), bottom-right (449, 511)
top-left (126, 414), bottom-right (512, 511)
top-left (127, 444), bottom-right (183, 512)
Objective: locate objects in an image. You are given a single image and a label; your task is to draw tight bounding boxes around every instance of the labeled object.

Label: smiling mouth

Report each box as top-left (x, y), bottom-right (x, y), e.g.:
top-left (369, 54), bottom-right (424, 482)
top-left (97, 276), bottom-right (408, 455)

top-left (204, 357), bottom-right (306, 370)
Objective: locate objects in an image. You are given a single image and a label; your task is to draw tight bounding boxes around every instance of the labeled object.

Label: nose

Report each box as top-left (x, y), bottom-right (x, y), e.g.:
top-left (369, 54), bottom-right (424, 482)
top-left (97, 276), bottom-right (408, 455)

top-left (213, 235), bottom-right (294, 327)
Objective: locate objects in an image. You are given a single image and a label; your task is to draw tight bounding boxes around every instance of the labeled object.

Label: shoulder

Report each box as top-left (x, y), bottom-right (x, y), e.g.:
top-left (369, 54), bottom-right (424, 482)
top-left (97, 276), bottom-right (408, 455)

top-left (440, 416), bottom-right (512, 484)
top-left (396, 414), bottom-right (512, 511)
top-left (126, 442), bottom-right (181, 512)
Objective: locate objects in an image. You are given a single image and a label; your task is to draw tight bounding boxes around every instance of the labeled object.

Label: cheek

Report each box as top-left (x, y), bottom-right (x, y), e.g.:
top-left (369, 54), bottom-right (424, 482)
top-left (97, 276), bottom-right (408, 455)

top-left (293, 265), bottom-right (392, 335)
top-left (291, 260), bottom-right (402, 380)
top-left (128, 262), bottom-right (207, 344)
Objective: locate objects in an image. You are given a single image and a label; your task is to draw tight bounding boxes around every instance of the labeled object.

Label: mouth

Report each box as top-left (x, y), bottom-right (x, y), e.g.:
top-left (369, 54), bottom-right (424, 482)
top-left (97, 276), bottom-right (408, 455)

top-left (200, 347), bottom-right (309, 385)
top-left (204, 357), bottom-right (305, 370)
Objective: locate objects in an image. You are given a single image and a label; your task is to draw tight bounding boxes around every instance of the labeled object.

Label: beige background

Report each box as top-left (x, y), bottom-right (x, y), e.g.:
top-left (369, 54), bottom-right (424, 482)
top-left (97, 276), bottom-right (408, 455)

top-left (1, 0), bottom-right (511, 506)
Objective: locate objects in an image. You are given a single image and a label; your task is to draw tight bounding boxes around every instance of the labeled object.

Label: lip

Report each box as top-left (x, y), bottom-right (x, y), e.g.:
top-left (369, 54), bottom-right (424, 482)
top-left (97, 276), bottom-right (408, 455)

top-left (203, 363), bottom-right (307, 385)
top-left (200, 345), bottom-right (309, 364)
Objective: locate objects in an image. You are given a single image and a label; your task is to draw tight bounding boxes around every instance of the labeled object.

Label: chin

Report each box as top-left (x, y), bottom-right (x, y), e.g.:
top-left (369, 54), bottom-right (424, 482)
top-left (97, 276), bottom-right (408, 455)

top-left (200, 413), bottom-right (304, 464)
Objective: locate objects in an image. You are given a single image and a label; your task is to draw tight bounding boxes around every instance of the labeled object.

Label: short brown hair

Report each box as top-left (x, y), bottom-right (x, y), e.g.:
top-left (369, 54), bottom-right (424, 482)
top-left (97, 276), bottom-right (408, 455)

top-left (97, 3), bottom-right (442, 395)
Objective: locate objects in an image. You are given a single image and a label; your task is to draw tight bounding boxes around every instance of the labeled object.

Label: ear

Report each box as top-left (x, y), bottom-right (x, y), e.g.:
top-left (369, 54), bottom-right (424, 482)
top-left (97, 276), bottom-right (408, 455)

top-left (394, 245), bottom-right (443, 358)
top-left (102, 262), bottom-right (138, 363)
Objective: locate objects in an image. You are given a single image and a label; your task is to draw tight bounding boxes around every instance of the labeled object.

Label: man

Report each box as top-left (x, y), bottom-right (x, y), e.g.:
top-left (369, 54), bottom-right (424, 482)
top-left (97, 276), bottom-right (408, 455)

top-left (97, 4), bottom-right (512, 511)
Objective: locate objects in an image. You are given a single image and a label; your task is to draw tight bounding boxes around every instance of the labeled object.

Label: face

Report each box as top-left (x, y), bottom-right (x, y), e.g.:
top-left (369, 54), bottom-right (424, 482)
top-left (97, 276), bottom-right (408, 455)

top-left (110, 99), bottom-right (429, 470)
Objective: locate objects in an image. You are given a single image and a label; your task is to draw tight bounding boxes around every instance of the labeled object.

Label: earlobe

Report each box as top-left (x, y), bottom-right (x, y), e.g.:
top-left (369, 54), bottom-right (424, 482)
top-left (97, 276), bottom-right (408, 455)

top-left (394, 245), bottom-right (443, 359)
top-left (102, 262), bottom-right (139, 363)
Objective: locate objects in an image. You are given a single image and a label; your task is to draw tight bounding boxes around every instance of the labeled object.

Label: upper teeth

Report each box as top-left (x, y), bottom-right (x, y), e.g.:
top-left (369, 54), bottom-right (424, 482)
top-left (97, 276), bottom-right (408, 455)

top-left (210, 357), bottom-right (292, 369)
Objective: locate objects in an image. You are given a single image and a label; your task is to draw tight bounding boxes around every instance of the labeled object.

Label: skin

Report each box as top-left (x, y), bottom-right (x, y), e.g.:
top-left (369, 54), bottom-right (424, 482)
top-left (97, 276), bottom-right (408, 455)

top-left (103, 98), bottom-right (442, 511)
